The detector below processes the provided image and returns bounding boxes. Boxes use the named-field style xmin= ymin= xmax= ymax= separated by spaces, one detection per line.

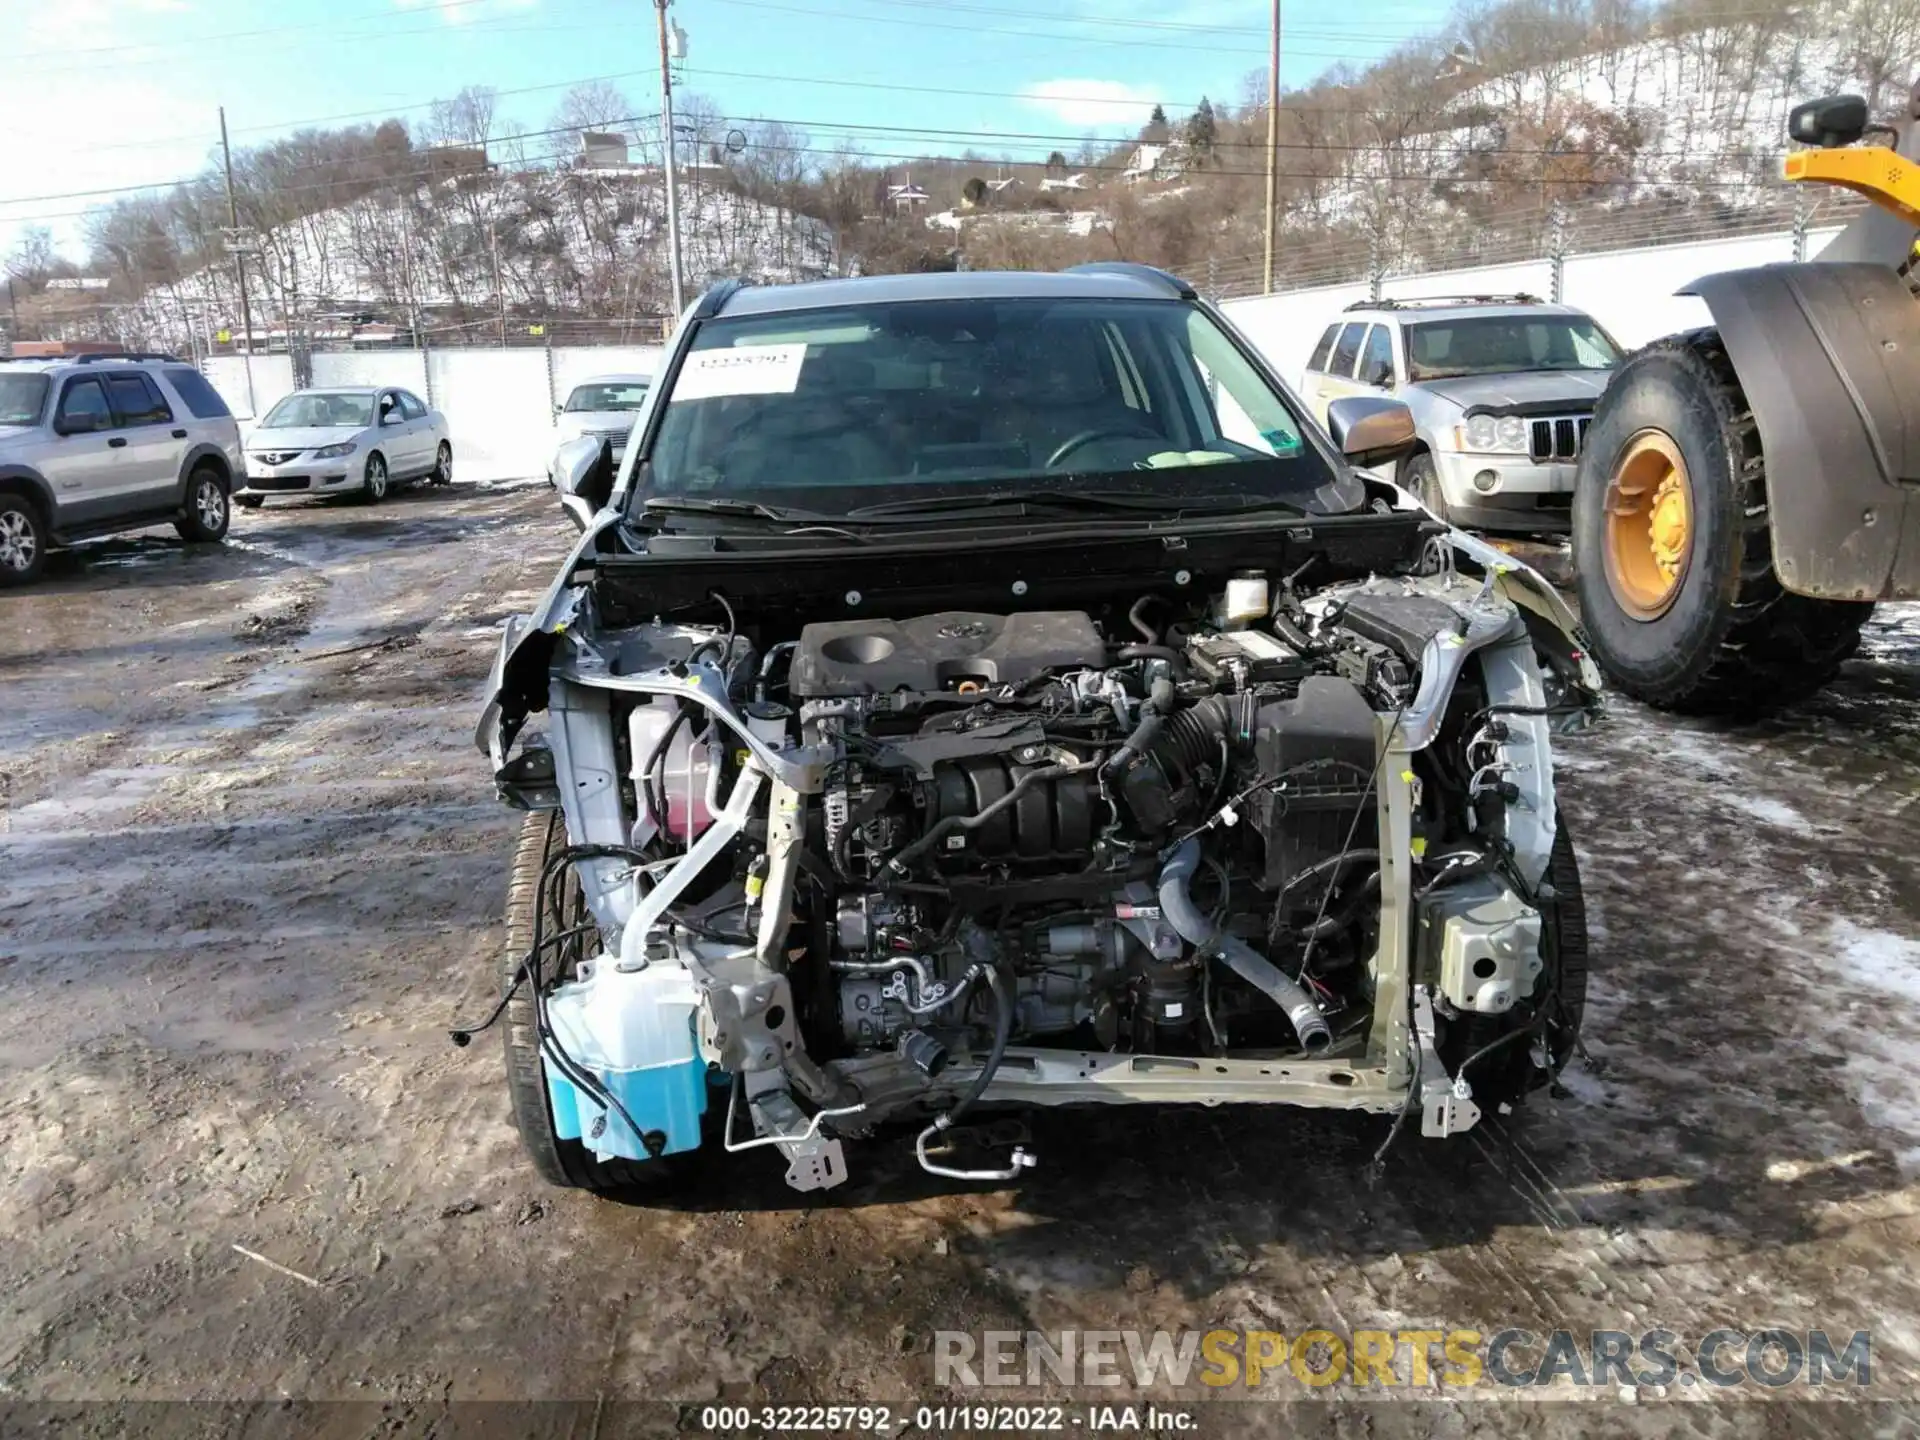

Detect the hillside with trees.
xmin=7 ymin=0 xmax=1920 ymax=353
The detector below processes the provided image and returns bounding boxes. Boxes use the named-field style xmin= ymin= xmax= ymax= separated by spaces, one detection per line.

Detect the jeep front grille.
xmin=1528 ymin=416 xmax=1590 ymax=462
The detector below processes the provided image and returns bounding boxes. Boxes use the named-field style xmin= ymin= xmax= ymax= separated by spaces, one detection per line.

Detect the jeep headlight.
xmin=311 ymin=441 xmax=357 ymax=459
xmin=1456 ymin=414 xmax=1529 ymax=454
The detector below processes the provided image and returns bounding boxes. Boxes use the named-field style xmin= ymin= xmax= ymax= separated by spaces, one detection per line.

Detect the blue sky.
xmin=2 ymin=0 xmax=1454 ymax=263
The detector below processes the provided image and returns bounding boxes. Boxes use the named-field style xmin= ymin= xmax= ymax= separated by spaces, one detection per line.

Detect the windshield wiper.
xmin=640 ymin=495 xmax=832 ymax=523
xmin=845 ymin=490 xmax=1280 ymax=520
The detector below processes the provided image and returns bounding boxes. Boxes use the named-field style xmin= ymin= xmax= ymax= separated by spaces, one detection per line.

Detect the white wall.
xmin=1220 ymin=281 xmax=1370 ymax=391
xmin=204 ymin=354 xmax=295 ymax=423
xmin=425 ymin=349 xmax=554 ymax=483
xmin=310 ymin=350 xmax=429 ymax=393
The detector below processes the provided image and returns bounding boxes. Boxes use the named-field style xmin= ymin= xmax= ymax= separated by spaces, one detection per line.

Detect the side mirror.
xmin=1326 ymin=395 xmax=1417 ymax=468
xmin=559 ymin=494 xmax=594 ymax=533
xmin=1788 ymin=94 xmax=1868 ymax=148
xmin=1364 ymin=361 xmax=1393 ymax=388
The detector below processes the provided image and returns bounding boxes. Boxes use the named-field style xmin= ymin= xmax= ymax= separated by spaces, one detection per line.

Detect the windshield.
xmin=0 ymin=373 xmax=49 ymax=427
xmin=261 ymin=391 xmax=374 ymax=428
xmin=566 ymin=381 xmax=650 ymax=412
xmin=635 ymin=296 xmax=1359 ymax=518
xmin=1404 ymin=315 xmax=1621 ymax=381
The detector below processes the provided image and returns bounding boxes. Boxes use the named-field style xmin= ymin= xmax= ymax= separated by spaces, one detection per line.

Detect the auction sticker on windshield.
xmin=672 ymin=343 xmax=808 ymax=400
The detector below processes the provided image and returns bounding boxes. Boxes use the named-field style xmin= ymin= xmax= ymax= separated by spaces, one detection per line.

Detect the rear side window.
xmin=162 ymin=368 xmax=234 ymax=420
xmin=106 ymin=373 xmax=172 ymax=425
xmin=1327 ymin=322 xmax=1367 ymax=379
xmin=1305 ymin=323 xmax=1340 ymax=373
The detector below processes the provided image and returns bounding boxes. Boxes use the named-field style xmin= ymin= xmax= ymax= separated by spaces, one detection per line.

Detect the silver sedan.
xmin=237 ymin=386 xmax=452 ymax=506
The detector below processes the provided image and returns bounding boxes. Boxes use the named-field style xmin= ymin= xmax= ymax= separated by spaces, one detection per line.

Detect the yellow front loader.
xmin=1570 ymin=91 xmax=1920 ymax=714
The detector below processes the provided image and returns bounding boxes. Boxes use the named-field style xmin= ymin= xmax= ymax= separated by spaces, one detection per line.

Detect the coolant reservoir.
xmin=1220 ymin=571 xmax=1270 ymax=627
xmin=628 ymin=699 xmax=720 ymax=843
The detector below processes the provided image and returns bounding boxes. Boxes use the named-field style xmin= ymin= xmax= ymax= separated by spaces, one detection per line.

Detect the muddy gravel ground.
xmin=2 ymin=485 xmax=1918 ymax=1439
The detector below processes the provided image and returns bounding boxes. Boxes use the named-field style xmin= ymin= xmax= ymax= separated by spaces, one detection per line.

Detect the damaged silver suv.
xmin=470 ymin=265 xmax=1603 ymax=1197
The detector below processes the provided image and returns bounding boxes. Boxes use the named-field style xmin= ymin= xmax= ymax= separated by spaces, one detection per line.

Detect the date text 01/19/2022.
xmin=696 ymin=1404 xmax=1198 ymax=1432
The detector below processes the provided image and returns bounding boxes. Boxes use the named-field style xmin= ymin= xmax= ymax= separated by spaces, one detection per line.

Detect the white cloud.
xmin=1020 ymin=79 xmax=1163 ymax=129
xmin=393 ymin=0 xmax=538 ymax=24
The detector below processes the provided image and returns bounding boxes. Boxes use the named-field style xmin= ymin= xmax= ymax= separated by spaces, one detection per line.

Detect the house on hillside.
xmin=1122 ymin=143 xmax=1184 ymax=183
xmin=887 ymin=181 xmax=931 ymax=211
xmin=987 ymin=176 xmax=1020 ymax=197
xmin=577 ymin=131 xmax=631 ymax=169
xmin=1039 ymin=172 xmax=1089 ymax=193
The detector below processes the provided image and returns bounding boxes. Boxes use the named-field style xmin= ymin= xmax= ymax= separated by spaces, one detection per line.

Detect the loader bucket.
xmin=1681 ymin=261 xmax=1920 ymax=601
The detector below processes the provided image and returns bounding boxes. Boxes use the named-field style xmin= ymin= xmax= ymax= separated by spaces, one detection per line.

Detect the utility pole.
xmin=1262 ymin=0 xmax=1281 ymax=294
xmin=219 ymin=106 xmax=258 ymax=417
xmin=656 ymin=0 xmax=686 ymax=318
xmin=489 ymin=221 xmax=508 ymax=346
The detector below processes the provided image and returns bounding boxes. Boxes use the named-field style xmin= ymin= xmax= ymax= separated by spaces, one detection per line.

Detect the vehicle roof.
xmin=281 ymin=386 xmax=388 ymax=395
xmin=712 ymin=266 xmax=1191 ymax=318
xmin=569 ymin=372 xmax=653 ymax=385
xmin=1353 ymin=302 xmax=1591 ymax=323
xmin=0 ymin=355 xmax=182 ymax=372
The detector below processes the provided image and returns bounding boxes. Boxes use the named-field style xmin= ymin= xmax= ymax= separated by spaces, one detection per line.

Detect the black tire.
xmin=360 ymin=452 xmax=389 ymax=504
xmin=1441 ymin=821 xmax=1589 ymax=1105
xmin=173 ymin=464 xmax=230 ymax=543
xmin=1400 ymin=450 xmax=1450 ymax=523
xmin=1572 ymin=332 xmax=1874 ymax=715
xmin=502 ymin=811 xmax=698 ymax=1195
xmin=0 ymin=488 xmax=49 ymax=586
xmin=432 ymin=441 xmax=453 ymax=487
xmin=235 ymin=494 xmax=264 ymax=510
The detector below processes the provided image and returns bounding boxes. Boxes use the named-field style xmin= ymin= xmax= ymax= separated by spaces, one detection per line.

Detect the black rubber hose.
xmin=1116 ymin=644 xmax=1188 ymax=679
xmin=1155 ymin=692 xmax=1238 ymax=778
xmin=1127 ymin=594 xmax=1160 ymax=645
xmin=944 ymin=963 xmax=1013 ymax=1127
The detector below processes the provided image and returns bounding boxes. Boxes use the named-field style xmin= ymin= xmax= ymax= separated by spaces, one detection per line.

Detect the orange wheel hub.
xmin=1604 ymin=430 xmax=1694 ymax=620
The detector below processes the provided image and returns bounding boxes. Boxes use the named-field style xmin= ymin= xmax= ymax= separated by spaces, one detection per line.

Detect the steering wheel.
xmin=1046 ymin=424 xmax=1163 ymax=470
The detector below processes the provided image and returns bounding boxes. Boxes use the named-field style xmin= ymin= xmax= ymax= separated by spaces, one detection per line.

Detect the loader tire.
xmin=501 ymin=811 xmax=698 ymax=1195
xmin=1571 ymin=330 xmax=1874 ymax=716
xmin=1442 ymin=820 xmax=1589 ymax=1105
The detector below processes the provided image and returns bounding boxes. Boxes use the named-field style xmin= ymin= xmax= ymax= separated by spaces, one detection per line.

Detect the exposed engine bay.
xmin=476 ymin=527 xmax=1601 ymax=1193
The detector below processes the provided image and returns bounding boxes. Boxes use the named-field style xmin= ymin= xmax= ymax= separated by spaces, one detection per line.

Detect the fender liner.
xmin=1683 ymin=261 xmax=1920 ymax=600
xmin=0 ymin=463 xmax=57 ymax=517
xmin=175 ymin=442 xmax=233 ymax=505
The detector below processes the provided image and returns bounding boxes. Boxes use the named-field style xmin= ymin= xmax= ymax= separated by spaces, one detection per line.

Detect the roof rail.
xmin=1064 ymin=261 xmax=1196 ymax=300
xmin=692 ymin=279 xmax=748 ymax=320
xmin=1344 ymin=293 xmax=1545 ymax=312
xmin=72 ymin=351 xmax=187 ymax=364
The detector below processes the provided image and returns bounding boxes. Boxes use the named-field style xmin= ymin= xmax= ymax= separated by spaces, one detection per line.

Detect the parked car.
xmin=471 ymin=264 xmax=1602 ymax=1200
xmin=547 ymin=373 xmax=651 ymax=491
xmin=236 ymin=386 xmax=450 ymax=507
xmin=0 ymin=353 xmax=243 ymax=585
xmin=1298 ymin=296 xmax=1623 ymax=534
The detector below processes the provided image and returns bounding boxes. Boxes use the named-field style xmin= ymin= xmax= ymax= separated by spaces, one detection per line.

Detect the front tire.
xmin=1572 ymin=332 xmax=1873 ymax=715
xmin=174 ymin=465 xmax=230 ymax=543
xmin=1400 ymin=451 xmax=1451 ymax=523
xmin=360 ymin=453 xmax=389 ymax=504
xmin=0 ymin=490 xmax=49 ymax=586
xmin=502 ymin=812 xmax=697 ymax=1195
